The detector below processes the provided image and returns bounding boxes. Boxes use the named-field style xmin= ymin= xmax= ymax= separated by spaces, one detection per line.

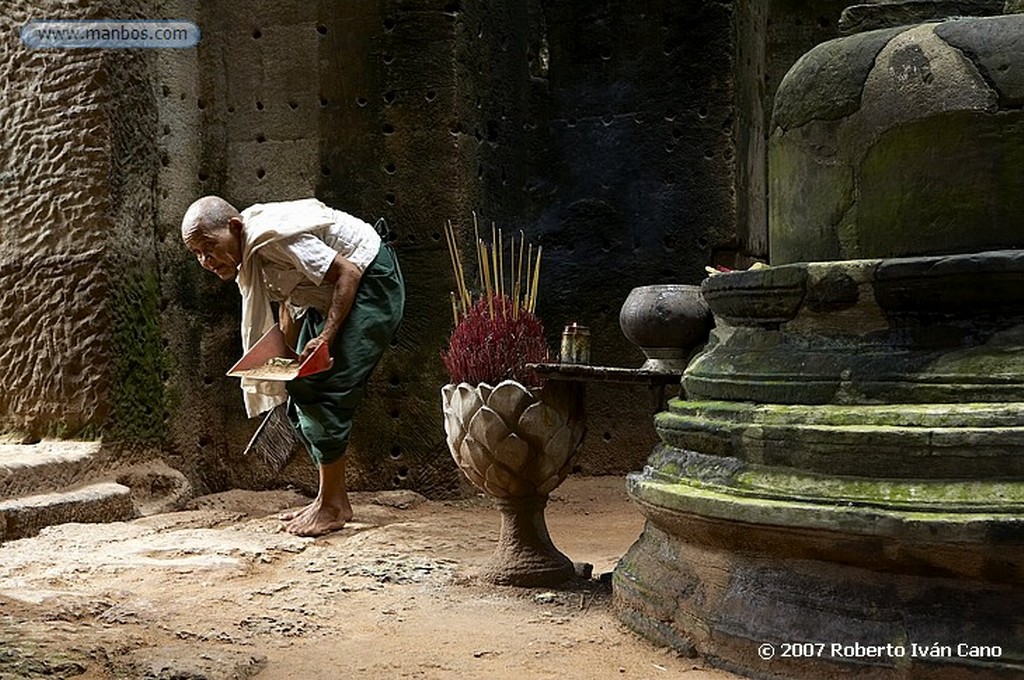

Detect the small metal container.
xmin=560 ymin=323 xmax=591 ymax=364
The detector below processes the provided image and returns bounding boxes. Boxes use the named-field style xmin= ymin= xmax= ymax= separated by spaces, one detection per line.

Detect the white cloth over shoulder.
xmin=234 ymin=198 xmax=381 ymax=417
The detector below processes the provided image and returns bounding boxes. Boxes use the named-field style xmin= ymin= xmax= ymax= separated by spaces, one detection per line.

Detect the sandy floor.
xmin=0 ymin=476 xmax=737 ymax=679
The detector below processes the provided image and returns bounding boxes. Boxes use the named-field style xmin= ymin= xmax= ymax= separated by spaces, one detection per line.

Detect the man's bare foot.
xmin=282 ymin=497 xmax=353 ymax=536
xmin=278 ymin=501 xmax=315 ymax=522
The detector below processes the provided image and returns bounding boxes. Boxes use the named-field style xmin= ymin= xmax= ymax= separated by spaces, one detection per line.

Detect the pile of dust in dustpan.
xmin=233 ymin=357 xmax=300 ymax=380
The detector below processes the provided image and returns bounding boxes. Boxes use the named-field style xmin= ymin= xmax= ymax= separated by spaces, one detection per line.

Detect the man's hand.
xmin=298 ymin=333 xmax=331 ymax=364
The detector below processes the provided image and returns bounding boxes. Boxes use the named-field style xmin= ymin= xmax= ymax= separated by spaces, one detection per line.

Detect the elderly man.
xmin=181 ymin=196 xmax=405 ymax=536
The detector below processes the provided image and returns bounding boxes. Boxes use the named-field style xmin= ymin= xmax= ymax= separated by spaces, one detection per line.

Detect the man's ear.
xmin=228 ymin=215 xmax=244 ymax=237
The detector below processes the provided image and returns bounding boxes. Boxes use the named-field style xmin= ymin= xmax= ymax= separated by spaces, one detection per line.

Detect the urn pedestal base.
xmin=479 ymin=495 xmax=574 ymax=587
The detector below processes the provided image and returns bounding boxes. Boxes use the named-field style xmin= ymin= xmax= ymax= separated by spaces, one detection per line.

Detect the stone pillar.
xmin=0 ymin=1 xmax=162 ymax=445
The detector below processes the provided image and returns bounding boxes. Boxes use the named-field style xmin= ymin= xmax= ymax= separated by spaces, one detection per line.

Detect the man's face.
xmin=184 ymin=223 xmax=241 ymax=281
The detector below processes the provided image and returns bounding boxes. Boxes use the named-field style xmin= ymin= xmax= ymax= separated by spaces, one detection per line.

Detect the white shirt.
xmin=252 ymin=207 xmax=381 ymax=317
xmin=234 ymin=198 xmax=381 ymax=416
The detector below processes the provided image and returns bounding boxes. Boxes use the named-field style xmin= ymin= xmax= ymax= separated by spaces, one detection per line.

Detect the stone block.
xmin=0 ymin=482 xmax=136 ymax=541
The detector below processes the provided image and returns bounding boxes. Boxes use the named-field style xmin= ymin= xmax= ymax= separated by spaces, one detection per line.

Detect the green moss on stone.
xmin=105 ymin=266 xmax=168 ymax=445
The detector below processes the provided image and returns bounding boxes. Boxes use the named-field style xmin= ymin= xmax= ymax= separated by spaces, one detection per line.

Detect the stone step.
xmin=0 ymin=441 xmax=107 ymax=500
xmin=0 ymin=482 xmax=136 ymax=541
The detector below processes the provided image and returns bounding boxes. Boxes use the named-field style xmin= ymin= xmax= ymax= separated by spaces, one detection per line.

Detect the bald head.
xmin=181 ymin=195 xmax=241 ymax=243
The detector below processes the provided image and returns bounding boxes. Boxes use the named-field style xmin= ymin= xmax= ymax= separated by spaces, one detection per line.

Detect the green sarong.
xmin=285 ymin=243 xmax=404 ymax=465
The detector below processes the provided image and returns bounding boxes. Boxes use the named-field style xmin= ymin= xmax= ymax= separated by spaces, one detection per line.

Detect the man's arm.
xmin=297 ymin=253 xmax=362 ymax=363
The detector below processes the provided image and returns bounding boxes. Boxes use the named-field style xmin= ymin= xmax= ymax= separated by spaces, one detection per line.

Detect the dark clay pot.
xmin=619 ymin=284 xmax=713 ymax=372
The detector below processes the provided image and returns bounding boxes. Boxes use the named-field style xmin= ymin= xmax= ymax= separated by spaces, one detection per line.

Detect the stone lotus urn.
xmin=618 ymin=284 xmax=713 ymax=372
xmin=441 ymin=379 xmax=585 ymax=586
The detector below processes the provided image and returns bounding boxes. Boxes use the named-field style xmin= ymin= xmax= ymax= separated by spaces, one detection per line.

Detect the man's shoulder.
xmin=241 ymin=197 xmax=327 ymax=219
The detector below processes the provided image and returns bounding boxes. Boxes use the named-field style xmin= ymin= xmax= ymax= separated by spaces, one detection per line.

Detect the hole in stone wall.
xmin=316 ymin=24 xmax=327 ymax=35
xmin=256 ymin=133 xmax=266 ymax=143
xmin=396 ymin=466 xmax=409 ymax=480
xmin=197 ymin=99 xmax=206 ymax=110
xmin=384 ymin=162 xmax=396 ymax=174
xmin=697 ymin=237 xmax=709 ymax=249
xmin=227 ymin=105 xmax=235 ymax=113
xmin=698 ymin=107 xmax=708 ymax=118
xmin=163 ymin=124 xmax=171 ymax=135
xmin=602 ymin=431 xmax=613 ymax=442
xmin=252 ymin=28 xmax=261 ymax=39
xmin=665 ymin=143 xmax=675 ymax=153
xmin=571 ymin=464 xmax=583 ymax=474
xmin=444 ymin=1 xmax=461 ymax=15
xmin=431 ymin=231 xmax=441 ymax=242
xmin=567 ymin=117 xmax=576 ymax=127
xmin=601 ymin=48 xmax=612 ymax=61
xmin=256 ymin=167 xmax=266 ymax=179
xmin=664 ymin=108 xmax=676 ymax=121
xmin=256 ymin=100 xmax=264 ymax=110
xmin=383 ymin=17 xmax=396 ymax=32
xmin=703 ymin=148 xmax=715 ymax=160
xmin=672 ymin=127 xmax=683 ymax=139
xmin=477 ymin=166 xmax=484 ymax=179
xmin=180 ymin=92 xmax=186 ymax=101
xmin=199 ymin=435 xmax=213 ymax=447
xmin=385 ymin=192 xmax=396 ymax=205
xmin=288 ymin=100 xmax=298 ymax=110
xmin=382 ymin=123 xmax=395 ymax=135
xmin=356 ymin=96 xmax=368 ymax=107
xmin=161 ymin=155 xmax=170 ymax=167
xmin=382 ymin=53 xmax=394 ymax=65
xmin=161 ymin=85 xmax=171 ymax=97
xmin=388 ymin=375 xmax=401 ymax=387
xmin=425 ymin=90 xmax=436 ymax=102
xmin=198 ymin=171 xmax=209 ymax=181
xmin=383 ymin=91 xmax=396 ymax=105
xmin=202 ymin=376 xmax=213 ymax=386
xmin=321 ymin=165 xmax=331 ymax=176
xmin=388 ymin=408 xmax=400 ymax=419
xmin=390 ymin=445 xmax=402 ymax=459
xmin=319 ymin=96 xmax=329 ymax=107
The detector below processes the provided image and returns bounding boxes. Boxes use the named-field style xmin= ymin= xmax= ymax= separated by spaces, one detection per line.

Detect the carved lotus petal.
xmin=517 ymin=401 xmax=567 ymax=451
xmin=477 ymin=381 xmax=494 ymax=403
xmin=531 ymin=423 xmax=572 ymax=485
xmin=486 ymin=380 xmax=535 ymax=425
xmin=484 ymin=459 xmax=515 ymax=498
xmin=459 ymin=437 xmax=492 ymax=481
xmin=443 ymin=411 xmax=465 ymax=453
xmin=453 ymin=383 xmax=484 ymax=422
xmin=492 ymin=431 xmax=531 ymax=474
xmin=468 ymin=405 xmax=511 ymax=452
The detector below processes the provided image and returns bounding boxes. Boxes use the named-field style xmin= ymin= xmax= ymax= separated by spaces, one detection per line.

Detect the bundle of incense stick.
xmin=443 ymin=214 xmax=543 ymax=326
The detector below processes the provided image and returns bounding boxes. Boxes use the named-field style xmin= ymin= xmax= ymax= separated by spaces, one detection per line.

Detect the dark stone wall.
xmin=146 ymin=0 xmax=856 ymax=496
xmin=449 ymin=1 xmax=742 ymax=476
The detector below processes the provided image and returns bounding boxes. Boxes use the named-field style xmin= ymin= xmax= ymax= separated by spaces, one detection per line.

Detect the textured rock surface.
xmin=839 ymin=0 xmax=1005 ymax=35
xmin=770 ymin=16 xmax=1024 ymax=264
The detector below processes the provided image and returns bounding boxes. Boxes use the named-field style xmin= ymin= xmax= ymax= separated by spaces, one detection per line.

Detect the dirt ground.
xmin=0 ymin=476 xmax=737 ymax=680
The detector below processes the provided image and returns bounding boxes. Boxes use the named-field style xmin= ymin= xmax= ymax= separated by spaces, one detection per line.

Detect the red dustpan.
xmin=226 ymin=326 xmax=333 ymax=381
